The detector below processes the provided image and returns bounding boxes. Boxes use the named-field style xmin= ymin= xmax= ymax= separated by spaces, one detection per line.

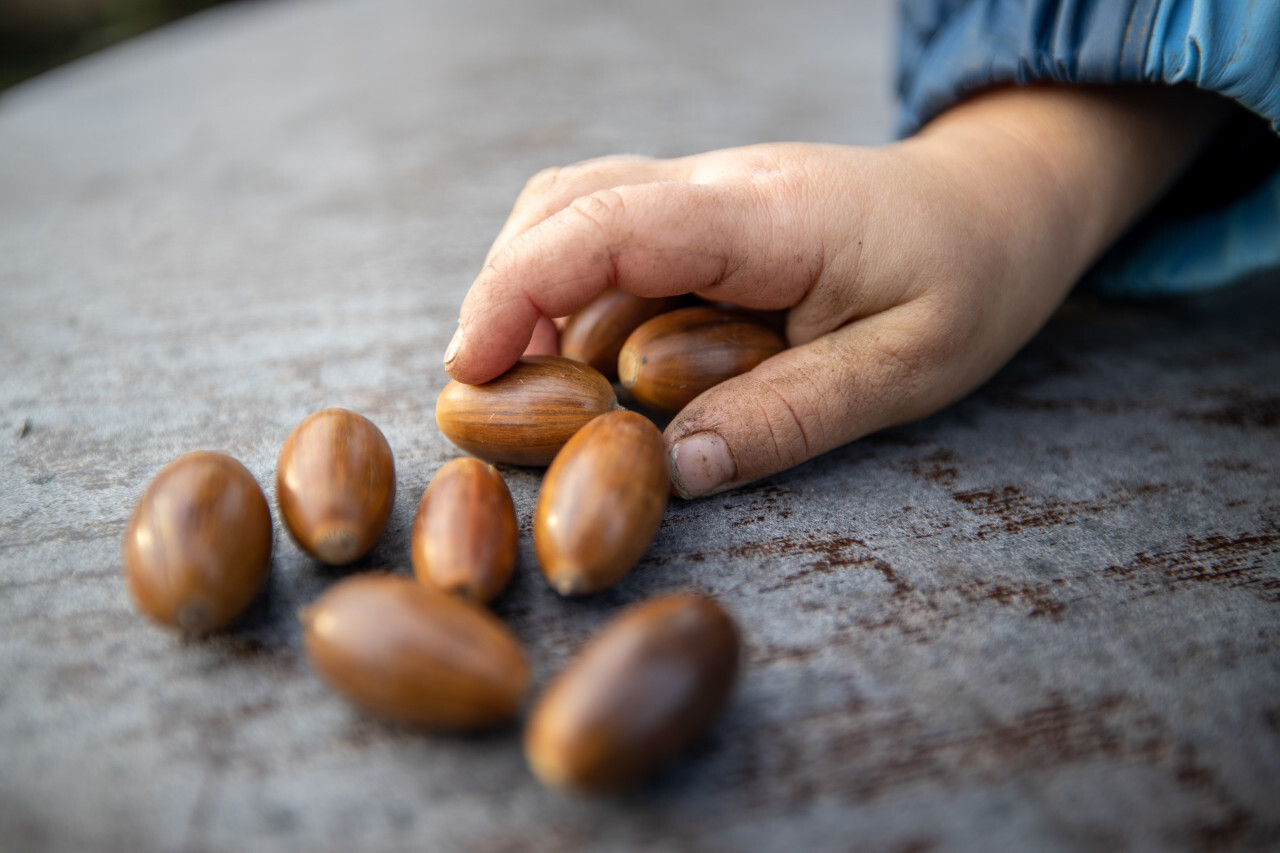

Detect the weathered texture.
xmin=1 ymin=0 xmax=1277 ymax=851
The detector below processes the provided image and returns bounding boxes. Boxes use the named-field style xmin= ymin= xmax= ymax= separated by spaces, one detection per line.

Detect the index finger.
xmin=445 ymin=180 xmax=815 ymax=384
xmin=483 ymin=156 xmax=682 ymax=267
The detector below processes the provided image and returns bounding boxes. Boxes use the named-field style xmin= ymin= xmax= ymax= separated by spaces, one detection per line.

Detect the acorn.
xmin=300 ymin=573 xmax=530 ymax=730
xmin=122 ymin=451 xmax=273 ymax=635
xmin=560 ymin=291 xmax=688 ymax=380
xmin=411 ymin=457 xmax=517 ymax=604
xmin=435 ymin=356 xmax=620 ymax=467
xmin=276 ymin=408 xmax=396 ymax=565
xmin=534 ymin=410 xmax=668 ymax=596
xmin=524 ymin=594 xmax=741 ymax=792
xmin=618 ymin=306 xmax=786 ymax=414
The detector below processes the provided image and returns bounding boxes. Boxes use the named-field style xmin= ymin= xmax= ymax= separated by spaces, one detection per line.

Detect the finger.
xmin=664 ymin=298 xmax=984 ymax=498
xmin=521 ymin=315 xmax=560 ymax=357
xmin=446 ymin=179 xmax=819 ymax=384
xmin=484 ymin=156 xmax=686 ymax=265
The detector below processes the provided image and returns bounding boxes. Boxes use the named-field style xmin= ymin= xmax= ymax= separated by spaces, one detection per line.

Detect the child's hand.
xmin=445 ymin=85 xmax=1226 ymax=497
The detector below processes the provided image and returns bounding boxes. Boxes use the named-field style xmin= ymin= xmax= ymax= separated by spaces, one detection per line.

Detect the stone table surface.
xmin=1 ymin=0 xmax=1278 ymax=850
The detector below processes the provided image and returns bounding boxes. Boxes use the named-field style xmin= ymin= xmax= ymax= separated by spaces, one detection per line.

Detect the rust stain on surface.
xmin=717 ymin=530 xmax=1074 ymax=628
xmin=1105 ymin=531 xmax=1280 ymax=602
xmin=951 ymin=484 xmax=1162 ymax=539
xmin=730 ymin=687 xmax=1273 ymax=840
xmin=737 ymin=534 xmax=911 ymax=596
xmin=906 ymin=448 xmax=959 ymax=487
xmin=960 ymin=578 xmax=1068 ymax=620
xmin=1179 ymin=390 xmax=1280 ymax=429
xmin=750 ymin=642 xmax=820 ymax=667
xmin=735 ymin=693 xmax=1168 ymax=808
xmin=721 ymin=481 xmax=796 ymax=526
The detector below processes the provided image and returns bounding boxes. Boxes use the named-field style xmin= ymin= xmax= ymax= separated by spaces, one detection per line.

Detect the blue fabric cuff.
xmin=895 ymin=0 xmax=1280 ymax=296
xmin=897 ymin=0 xmax=1280 ymax=136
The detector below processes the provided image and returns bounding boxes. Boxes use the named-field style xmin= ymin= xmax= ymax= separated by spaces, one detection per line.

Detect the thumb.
xmin=664 ymin=304 xmax=961 ymax=498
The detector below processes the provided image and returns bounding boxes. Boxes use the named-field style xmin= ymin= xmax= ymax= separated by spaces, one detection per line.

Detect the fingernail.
xmin=443 ymin=329 xmax=461 ymax=366
xmin=671 ymin=431 xmax=736 ymax=499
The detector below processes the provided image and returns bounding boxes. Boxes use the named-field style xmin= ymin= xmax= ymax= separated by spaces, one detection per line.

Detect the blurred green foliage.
xmin=0 ymin=0 xmax=233 ymax=90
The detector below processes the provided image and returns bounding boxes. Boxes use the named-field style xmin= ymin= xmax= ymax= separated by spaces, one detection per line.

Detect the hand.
xmin=445 ymin=85 xmax=1227 ymax=497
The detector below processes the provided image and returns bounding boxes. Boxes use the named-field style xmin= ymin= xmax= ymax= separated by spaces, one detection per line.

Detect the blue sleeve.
xmin=896 ymin=0 xmax=1280 ymax=296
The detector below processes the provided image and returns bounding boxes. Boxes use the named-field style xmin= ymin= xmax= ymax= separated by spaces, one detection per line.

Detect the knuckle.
xmin=734 ymin=148 xmax=807 ymax=201
xmin=521 ymin=166 xmax=565 ymax=200
xmin=750 ymin=374 xmax=817 ymax=468
xmin=859 ymin=314 xmax=966 ymax=417
xmin=522 ymin=155 xmax=653 ymax=201
xmin=480 ymin=240 xmax=526 ymax=284
xmin=576 ymin=153 xmax=651 ymax=172
xmin=566 ymin=187 xmax=627 ymax=231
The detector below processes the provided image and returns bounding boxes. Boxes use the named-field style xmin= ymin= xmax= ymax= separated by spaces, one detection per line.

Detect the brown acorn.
xmin=300 ymin=573 xmax=530 ymax=730
xmin=122 ymin=451 xmax=273 ymax=635
xmin=276 ymin=408 xmax=396 ymax=565
xmin=524 ymin=594 xmax=741 ymax=792
xmin=618 ymin=306 xmax=786 ymax=414
xmin=560 ymin=291 xmax=689 ymax=380
xmin=435 ymin=356 xmax=620 ymax=467
xmin=534 ymin=410 xmax=668 ymax=596
xmin=411 ymin=457 xmax=517 ymax=604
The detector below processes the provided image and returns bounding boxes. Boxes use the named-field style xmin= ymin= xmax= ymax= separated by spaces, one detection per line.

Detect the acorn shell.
xmin=534 ymin=410 xmax=668 ymax=596
xmin=276 ymin=408 xmax=396 ymax=565
xmin=618 ymin=306 xmax=786 ymax=414
xmin=524 ymin=594 xmax=741 ymax=792
xmin=435 ymin=356 xmax=620 ymax=467
xmin=412 ymin=457 xmax=517 ymax=604
xmin=122 ymin=451 xmax=273 ymax=635
xmin=301 ymin=573 xmax=530 ymax=730
xmin=560 ymin=292 xmax=689 ymax=381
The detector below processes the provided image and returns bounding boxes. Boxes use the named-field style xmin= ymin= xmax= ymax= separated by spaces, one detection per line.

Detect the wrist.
xmin=908 ymin=85 xmax=1231 ymax=287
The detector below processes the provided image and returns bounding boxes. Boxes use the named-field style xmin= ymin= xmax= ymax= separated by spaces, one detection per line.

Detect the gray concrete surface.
xmin=1 ymin=0 xmax=1278 ymax=850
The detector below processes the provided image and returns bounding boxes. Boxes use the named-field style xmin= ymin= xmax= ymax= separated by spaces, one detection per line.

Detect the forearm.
xmin=921 ymin=82 xmax=1228 ymax=267
xmin=856 ymin=83 xmax=1234 ymax=388
xmin=911 ymin=84 xmax=1231 ymax=301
